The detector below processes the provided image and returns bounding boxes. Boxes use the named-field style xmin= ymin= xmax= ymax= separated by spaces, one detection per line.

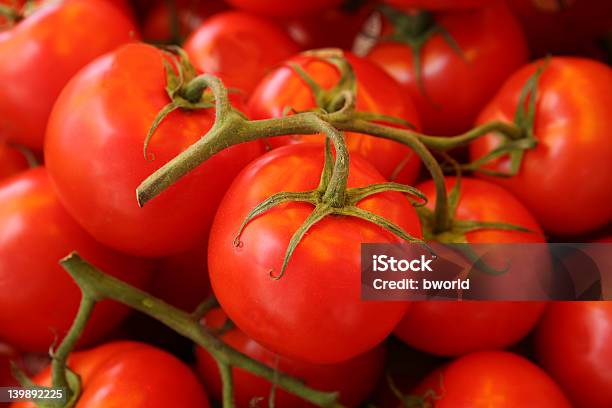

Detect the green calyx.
xmin=233 ymin=139 xmax=427 ymax=280
xmin=387 ymin=373 xmax=438 ymax=408
xmin=379 ymin=5 xmax=464 ymax=104
xmin=0 ymin=3 xmax=22 ymax=25
xmin=460 ymin=61 xmax=549 ymax=176
xmin=143 ymin=47 xmax=219 ymax=160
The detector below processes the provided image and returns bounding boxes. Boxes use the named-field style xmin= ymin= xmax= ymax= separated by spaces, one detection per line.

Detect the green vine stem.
xmin=58 ymin=253 xmax=344 ymax=408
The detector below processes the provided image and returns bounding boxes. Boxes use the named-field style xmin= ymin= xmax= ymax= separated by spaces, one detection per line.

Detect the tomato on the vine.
xmin=393 ymin=177 xmax=546 ymax=355
xmin=470 ymin=57 xmax=612 ymax=236
xmin=536 ymin=302 xmax=612 ymax=408
xmin=0 ymin=168 xmax=152 ymax=352
xmin=184 ymin=11 xmax=299 ymax=95
xmin=45 ymin=43 xmax=263 ymax=257
xmin=0 ymin=140 xmax=28 ymax=180
xmin=249 ymin=53 xmax=422 ymax=184
xmin=12 ymin=341 xmax=210 ymax=408
xmin=367 ymin=1 xmax=527 ymax=135
xmin=0 ymin=0 xmax=137 ymax=149
xmin=209 ymin=143 xmax=420 ymax=364
xmin=410 ymin=351 xmax=572 ymax=407
xmin=225 ymin=0 xmax=343 ymax=18
xmin=196 ymin=309 xmax=385 ymax=407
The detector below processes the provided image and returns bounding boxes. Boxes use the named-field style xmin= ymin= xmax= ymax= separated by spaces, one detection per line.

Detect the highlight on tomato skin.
xmin=10 ymin=341 xmax=211 ymax=408
xmin=0 ymin=167 xmax=154 ymax=353
xmin=196 ymin=309 xmax=386 ymax=408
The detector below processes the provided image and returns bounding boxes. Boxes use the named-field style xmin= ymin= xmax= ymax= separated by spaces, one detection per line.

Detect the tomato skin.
xmin=11 ymin=341 xmax=210 ymax=408
xmin=383 ymin=0 xmax=488 ymax=10
xmin=536 ymin=302 xmax=612 ymax=408
xmin=0 ymin=168 xmax=152 ymax=352
xmin=196 ymin=309 xmax=385 ymax=408
xmin=0 ymin=0 xmax=138 ymax=149
xmin=470 ymin=57 xmax=612 ymax=236
xmin=209 ymin=143 xmax=420 ymax=364
xmin=142 ymin=0 xmax=227 ymax=44
xmin=367 ymin=2 xmax=528 ymax=135
xmin=0 ymin=140 xmax=28 ymax=181
xmin=226 ymin=0 xmax=343 ymax=18
xmin=45 ymin=43 xmax=263 ymax=257
xmin=394 ymin=178 xmax=546 ymax=356
xmin=249 ymin=53 xmax=422 ymax=185
xmin=184 ymin=11 xmax=299 ymax=95
xmin=411 ymin=351 xmax=572 ymax=407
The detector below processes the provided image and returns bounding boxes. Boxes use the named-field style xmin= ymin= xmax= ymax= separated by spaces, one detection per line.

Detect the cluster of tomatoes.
xmin=0 ymin=0 xmax=611 ymax=407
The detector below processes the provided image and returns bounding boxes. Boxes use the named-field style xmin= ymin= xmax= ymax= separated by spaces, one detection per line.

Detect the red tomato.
xmin=0 ymin=168 xmax=152 ymax=352
xmin=196 ymin=309 xmax=385 ymax=407
xmin=150 ymin=244 xmax=211 ymax=312
xmin=209 ymin=143 xmax=420 ymax=364
xmin=410 ymin=351 xmax=571 ymax=407
xmin=536 ymin=302 xmax=612 ymax=408
xmin=45 ymin=43 xmax=263 ymax=257
xmin=141 ymin=0 xmax=227 ymax=44
xmin=470 ymin=57 xmax=612 ymax=236
xmin=507 ymin=0 xmax=612 ymax=57
xmin=0 ymin=140 xmax=28 ymax=180
xmin=249 ymin=53 xmax=422 ymax=184
xmin=383 ymin=0 xmax=488 ymax=10
xmin=0 ymin=0 xmax=137 ymax=149
xmin=184 ymin=11 xmax=299 ymax=95
xmin=11 ymin=341 xmax=210 ymax=408
xmin=367 ymin=1 xmax=527 ymax=135
xmin=226 ymin=0 xmax=343 ymax=18
xmin=394 ymin=177 xmax=546 ymax=355
xmin=280 ymin=2 xmax=374 ymax=50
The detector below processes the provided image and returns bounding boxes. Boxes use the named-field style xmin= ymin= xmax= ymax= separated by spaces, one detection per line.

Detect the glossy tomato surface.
xmin=368 ymin=1 xmax=527 ymax=135
xmin=0 ymin=168 xmax=152 ymax=352
xmin=249 ymin=53 xmax=422 ymax=184
xmin=470 ymin=57 xmax=612 ymax=236
xmin=0 ymin=0 xmax=137 ymax=149
xmin=184 ymin=11 xmax=299 ymax=95
xmin=226 ymin=0 xmax=343 ymax=18
xmin=536 ymin=302 xmax=612 ymax=408
xmin=196 ymin=309 xmax=385 ymax=407
xmin=45 ymin=43 xmax=263 ymax=257
xmin=0 ymin=140 xmax=28 ymax=181
xmin=209 ymin=143 xmax=420 ymax=364
xmin=410 ymin=351 xmax=572 ymax=407
xmin=394 ymin=177 xmax=546 ymax=355
xmin=11 ymin=341 xmax=210 ymax=408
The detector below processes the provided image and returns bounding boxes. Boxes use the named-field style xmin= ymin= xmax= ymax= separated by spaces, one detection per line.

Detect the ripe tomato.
xmin=280 ymin=2 xmax=374 ymax=51
xmin=507 ymin=0 xmax=612 ymax=57
xmin=142 ymin=0 xmax=227 ymax=44
xmin=0 ymin=168 xmax=152 ymax=352
xmin=184 ymin=11 xmax=299 ymax=95
xmin=249 ymin=53 xmax=422 ymax=184
xmin=383 ymin=0 xmax=489 ymax=10
xmin=150 ymin=244 xmax=211 ymax=312
xmin=226 ymin=0 xmax=343 ymax=18
xmin=11 ymin=341 xmax=210 ymax=408
xmin=470 ymin=57 xmax=612 ymax=236
xmin=0 ymin=140 xmax=28 ymax=180
xmin=196 ymin=309 xmax=385 ymax=407
xmin=410 ymin=351 xmax=571 ymax=407
xmin=536 ymin=302 xmax=612 ymax=408
xmin=394 ymin=177 xmax=546 ymax=356
xmin=367 ymin=1 xmax=527 ymax=135
xmin=0 ymin=0 xmax=137 ymax=149
xmin=209 ymin=143 xmax=420 ymax=364
xmin=45 ymin=43 xmax=263 ymax=257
